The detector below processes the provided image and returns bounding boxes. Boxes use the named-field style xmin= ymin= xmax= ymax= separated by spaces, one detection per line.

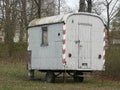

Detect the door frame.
xmin=77 ymin=23 xmax=92 ymax=69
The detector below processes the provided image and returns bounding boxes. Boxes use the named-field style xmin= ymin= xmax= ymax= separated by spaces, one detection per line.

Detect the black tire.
xmin=74 ymin=72 xmax=84 ymax=82
xmin=28 ymin=70 xmax=34 ymax=80
xmin=46 ymin=71 xmax=55 ymax=83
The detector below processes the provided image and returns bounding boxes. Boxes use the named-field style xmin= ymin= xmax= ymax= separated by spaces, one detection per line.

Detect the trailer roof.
xmin=28 ymin=12 xmax=104 ymax=27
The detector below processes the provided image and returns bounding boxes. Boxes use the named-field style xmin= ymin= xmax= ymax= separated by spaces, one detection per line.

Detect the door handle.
xmin=75 ymin=40 xmax=80 ymax=44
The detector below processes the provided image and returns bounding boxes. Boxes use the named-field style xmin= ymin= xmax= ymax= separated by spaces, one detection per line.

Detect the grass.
xmin=0 ymin=43 xmax=120 ymax=90
xmin=0 ymin=60 xmax=120 ymax=90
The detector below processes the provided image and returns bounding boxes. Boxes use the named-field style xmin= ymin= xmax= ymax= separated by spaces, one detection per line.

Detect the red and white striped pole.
xmin=62 ymin=23 xmax=67 ymax=65
xmin=103 ymin=28 xmax=107 ymax=60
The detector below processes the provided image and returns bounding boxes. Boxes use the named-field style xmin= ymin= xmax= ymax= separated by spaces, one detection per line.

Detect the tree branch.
xmin=110 ymin=8 xmax=119 ymax=21
xmin=109 ymin=0 xmax=113 ymax=4
xmin=109 ymin=0 xmax=119 ymax=16
xmin=34 ymin=0 xmax=39 ymax=7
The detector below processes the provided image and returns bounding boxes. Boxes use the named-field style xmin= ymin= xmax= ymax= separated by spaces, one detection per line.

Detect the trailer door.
xmin=77 ymin=23 xmax=92 ymax=69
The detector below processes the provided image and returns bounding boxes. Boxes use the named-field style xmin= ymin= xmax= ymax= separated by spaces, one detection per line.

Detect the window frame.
xmin=41 ymin=26 xmax=48 ymax=46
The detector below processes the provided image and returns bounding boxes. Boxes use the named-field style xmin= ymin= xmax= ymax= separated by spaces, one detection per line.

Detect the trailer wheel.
xmin=46 ymin=71 xmax=55 ymax=83
xmin=74 ymin=72 xmax=84 ymax=82
xmin=28 ymin=70 xmax=34 ymax=80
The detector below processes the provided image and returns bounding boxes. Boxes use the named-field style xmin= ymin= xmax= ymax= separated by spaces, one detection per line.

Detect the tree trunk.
xmin=38 ymin=0 xmax=41 ymax=18
xmin=34 ymin=0 xmax=42 ymax=18
xmin=4 ymin=0 xmax=17 ymax=57
xmin=106 ymin=3 xmax=110 ymax=43
xmin=79 ymin=0 xmax=86 ymax=12
xmin=19 ymin=24 xmax=24 ymax=42
xmin=19 ymin=0 xmax=28 ymax=42
xmin=58 ymin=0 xmax=60 ymax=14
xmin=87 ymin=0 xmax=92 ymax=13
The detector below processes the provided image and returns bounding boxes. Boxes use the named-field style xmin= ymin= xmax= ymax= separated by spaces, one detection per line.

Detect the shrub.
xmin=0 ymin=43 xmax=9 ymax=58
xmin=105 ymin=45 xmax=120 ymax=80
xmin=0 ymin=42 xmax=27 ymax=60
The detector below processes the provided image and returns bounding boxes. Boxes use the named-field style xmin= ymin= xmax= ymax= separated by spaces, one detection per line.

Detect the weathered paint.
xmin=28 ymin=12 xmax=106 ymax=71
xmin=28 ymin=12 xmax=104 ymax=27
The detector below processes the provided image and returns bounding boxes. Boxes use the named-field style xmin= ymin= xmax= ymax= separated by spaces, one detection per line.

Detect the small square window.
xmin=41 ymin=27 xmax=48 ymax=46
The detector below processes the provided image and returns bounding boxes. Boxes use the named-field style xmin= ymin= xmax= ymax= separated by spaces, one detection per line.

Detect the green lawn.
xmin=0 ymin=61 xmax=120 ymax=90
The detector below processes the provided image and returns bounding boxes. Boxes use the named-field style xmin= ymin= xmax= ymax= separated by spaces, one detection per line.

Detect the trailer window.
xmin=41 ymin=27 xmax=48 ymax=46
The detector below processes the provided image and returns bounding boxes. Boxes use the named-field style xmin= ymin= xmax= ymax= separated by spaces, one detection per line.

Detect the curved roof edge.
xmin=28 ymin=12 xmax=105 ymax=27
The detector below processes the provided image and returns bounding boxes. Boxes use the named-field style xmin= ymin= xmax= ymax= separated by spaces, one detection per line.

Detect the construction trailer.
xmin=27 ymin=12 xmax=107 ymax=83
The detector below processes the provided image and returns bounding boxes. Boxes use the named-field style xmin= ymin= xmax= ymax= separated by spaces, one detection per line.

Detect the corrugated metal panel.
xmin=28 ymin=12 xmax=104 ymax=27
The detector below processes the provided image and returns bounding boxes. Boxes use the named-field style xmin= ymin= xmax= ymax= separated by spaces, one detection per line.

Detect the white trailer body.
xmin=28 ymin=13 xmax=106 ymax=82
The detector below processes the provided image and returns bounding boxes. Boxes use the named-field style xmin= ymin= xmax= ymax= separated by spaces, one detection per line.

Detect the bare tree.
xmin=3 ymin=0 xmax=18 ymax=56
xmin=0 ymin=0 xmax=68 ymax=56
xmin=0 ymin=0 xmax=5 ymax=32
xmin=34 ymin=0 xmax=42 ymax=18
xmin=79 ymin=0 xmax=86 ymax=12
xmin=94 ymin=0 xmax=119 ymax=29
xmin=18 ymin=0 xmax=28 ymax=42
xmin=33 ymin=0 xmax=56 ymax=18
xmin=78 ymin=0 xmax=92 ymax=12
xmin=112 ymin=8 xmax=120 ymax=31
xmin=41 ymin=0 xmax=56 ymax=17
xmin=92 ymin=1 xmax=105 ymax=15
xmin=56 ymin=0 xmax=73 ymax=14
xmin=91 ymin=0 xmax=119 ymax=43
xmin=102 ymin=0 xmax=119 ymax=42
xmin=87 ymin=0 xmax=92 ymax=12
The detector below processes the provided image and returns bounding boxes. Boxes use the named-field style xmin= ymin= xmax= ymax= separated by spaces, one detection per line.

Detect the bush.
xmin=105 ymin=45 xmax=120 ymax=80
xmin=0 ymin=43 xmax=9 ymax=58
xmin=0 ymin=42 xmax=27 ymax=60
xmin=12 ymin=42 xmax=27 ymax=57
